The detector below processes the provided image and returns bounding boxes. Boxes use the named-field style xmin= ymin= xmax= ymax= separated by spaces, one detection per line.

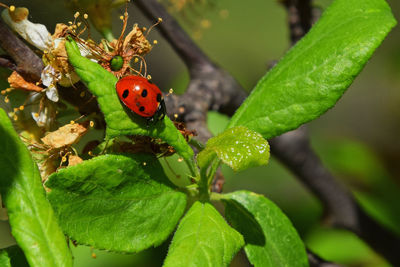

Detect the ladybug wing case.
xmin=116 ymin=75 xmax=165 ymax=120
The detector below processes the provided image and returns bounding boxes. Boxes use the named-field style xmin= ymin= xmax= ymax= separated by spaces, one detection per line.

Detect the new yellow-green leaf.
xmin=197 ymin=126 xmax=269 ymax=172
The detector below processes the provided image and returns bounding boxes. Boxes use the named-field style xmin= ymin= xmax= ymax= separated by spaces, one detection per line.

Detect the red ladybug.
xmin=116 ymin=75 xmax=166 ymax=123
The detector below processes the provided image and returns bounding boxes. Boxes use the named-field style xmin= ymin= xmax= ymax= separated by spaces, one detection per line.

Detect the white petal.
xmin=45 ymin=84 xmax=59 ymax=102
xmin=2 ymin=9 xmax=52 ymax=51
xmin=41 ymin=65 xmax=57 ymax=87
xmin=54 ymin=38 xmax=63 ymax=49
xmin=31 ymin=108 xmax=47 ymax=127
xmin=27 ymin=91 xmax=42 ymax=103
xmin=55 ymin=37 xmax=94 ymax=59
xmin=59 ymin=72 xmax=80 ymax=87
xmin=77 ymin=42 xmax=93 ymax=58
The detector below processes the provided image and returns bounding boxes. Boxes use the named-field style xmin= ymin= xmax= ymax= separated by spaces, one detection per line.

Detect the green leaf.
xmin=0 ymin=246 xmax=29 ymax=267
xmin=314 ymin=138 xmax=400 ymax=236
xmin=306 ymin=227 xmax=388 ymax=266
xmin=197 ymin=126 xmax=269 ymax=172
xmin=0 ymin=249 xmax=10 ymax=267
xmin=223 ymin=191 xmax=308 ymax=267
xmin=0 ymin=108 xmax=73 ymax=267
xmin=228 ymin=0 xmax=396 ymax=138
xmin=164 ymin=201 xmax=244 ymax=267
xmin=46 ymin=153 xmax=187 ymax=252
xmin=64 ymin=38 xmax=194 ymax=165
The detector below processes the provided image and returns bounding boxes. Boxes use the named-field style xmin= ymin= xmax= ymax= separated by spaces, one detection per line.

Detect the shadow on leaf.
xmin=0 ymin=118 xmax=21 ymax=199
xmin=224 ymin=199 xmax=265 ymax=246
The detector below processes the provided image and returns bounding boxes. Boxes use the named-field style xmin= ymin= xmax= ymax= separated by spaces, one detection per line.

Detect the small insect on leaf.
xmin=115 ymin=75 xmax=166 ymax=123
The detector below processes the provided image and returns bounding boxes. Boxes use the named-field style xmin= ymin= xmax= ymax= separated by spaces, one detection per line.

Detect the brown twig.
xmin=281 ymin=0 xmax=313 ymax=44
xmin=135 ymin=0 xmax=209 ymax=69
xmin=273 ymin=1 xmax=400 ymax=265
xmin=136 ymin=0 xmax=247 ymax=193
xmin=307 ymin=249 xmax=342 ymax=267
xmin=269 ymin=126 xmax=400 ymax=265
xmin=0 ymin=20 xmax=43 ymax=81
xmin=1 ymin=1 xmax=398 ymax=265
xmin=135 ymin=0 xmax=246 ymax=127
xmin=135 ymin=0 xmax=400 ymax=265
xmin=0 ymin=56 xmax=17 ymax=71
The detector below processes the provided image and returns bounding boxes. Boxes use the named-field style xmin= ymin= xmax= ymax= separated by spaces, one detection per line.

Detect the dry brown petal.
xmin=46 ymin=24 xmax=71 ymax=74
xmin=108 ymin=39 xmax=118 ymax=49
xmin=42 ymin=38 xmax=75 ymax=79
xmin=9 ymin=7 xmax=29 ymax=22
xmin=52 ymin=23 xmax=69 ymax=40
xmin=8 ymin=71 xmax=43 ymax=92
xmin=51 ymin=39 xmax=71 ymax=72
xmin=38 ymin=157 xmax=58 ymax=182
xmin=123 ymin=25 xmax=152 ymax=55
xmin=53 ymin=39 xmax=68 ymax=59
xmin=41 ymin=123 xmax=87 ymax=149
xmin=67 ymin=155 xmax=83 ymax=166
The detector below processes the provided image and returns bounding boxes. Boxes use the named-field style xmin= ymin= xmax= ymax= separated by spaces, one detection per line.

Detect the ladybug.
xmin=116 ymin=75 xmax=166 ymax=123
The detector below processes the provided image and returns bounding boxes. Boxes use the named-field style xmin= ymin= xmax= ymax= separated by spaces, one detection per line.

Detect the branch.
xmin=135 ymin=0 xmax=247 ymax=144
xmin=307 ymin=249 xmax=342 ymax=267
xmin=0 ymin=20 xmax=43 ymax=81
xmin=134 ymin=0 xmax=209 ymax=69
xmin=269 ymin=127 xmax=400 ymax=265
xmin=135 ymin=0 xmax=248 ymax=196
xmin=273 ymin=1 xmax=400 ymax=265
xmin=0 ymin=56 xmax=17 ymax=71
xmin=281 ymin=0 xmax=313 ymax=44
xmin=271 ymin=126 xmax=358 ymax=226
xmin=136 ymin=0 xmax=400 ymax=265
xmin=57 ymin=82 xmax=106 ymax=128
xmin=1 ymin=2 xmax=397 ymax=264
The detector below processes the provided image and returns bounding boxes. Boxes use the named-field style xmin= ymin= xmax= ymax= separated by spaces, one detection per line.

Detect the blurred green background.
xmin=1 ymin=0 xmax=400 ymax=266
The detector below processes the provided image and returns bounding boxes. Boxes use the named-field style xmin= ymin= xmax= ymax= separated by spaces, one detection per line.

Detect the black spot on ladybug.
xmin=147 ymin=79 xmax=153 ymax=84
xmin=141 ymin=89 xmax=148 ymax=97
xmin=122 ymin=89 xmax=129 ymax=99
xmin=139 ymin=106 xmax=145 ymax=112
xmin=156 ymin=93 xmax=162 ymax=102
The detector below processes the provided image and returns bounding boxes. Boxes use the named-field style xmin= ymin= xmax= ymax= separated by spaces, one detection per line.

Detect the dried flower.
xmin=1 ymin=7 xmax=52 ymax=51
xmin=7 ymin=71 xmax=43 ymax=92
xmin=41 ymin=123 xmax=87 ymax=149
xmin=67 ymin=155 xmax=83 ymax=167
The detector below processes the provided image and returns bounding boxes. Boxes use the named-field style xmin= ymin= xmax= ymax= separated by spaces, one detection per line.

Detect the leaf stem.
xmin=210 ymin=192 xmax=224 ymax=202
xmin=185 ymin=157 xmax=199 ymax=180
xmin=189 ymin=138 xmax=205 ymax=151
xmin=207 ymin=159 xmax=220 ymax=187
xmin=101 ymin=28 xmax=115 ymax=43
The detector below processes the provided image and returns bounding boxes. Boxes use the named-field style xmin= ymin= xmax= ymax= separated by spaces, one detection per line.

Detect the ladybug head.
xmin=147 ymin=98 xmax=166 ymax=123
